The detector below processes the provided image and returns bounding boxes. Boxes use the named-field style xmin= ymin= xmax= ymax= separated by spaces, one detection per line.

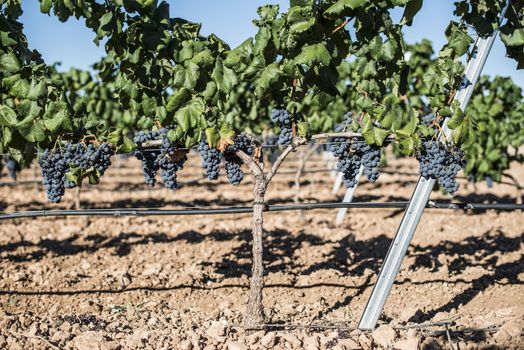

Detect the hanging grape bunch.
xmin=38 ymin=142 xmax=114 ymax=203
xmin=158 ymin=135 xmax=187 ymax=190
xmin=224 ymin=135 xmax=254 ymax=186
xmin=328 ymin=112 xmax=382 ymax=187
xmin=352 ymin=142 xmax=381 ymax=182
xmin=198 ymin=136 xmax=221 ymax=180
xmin=271 ymin=109 xmax=293 ymax=146
xmin=134 ymin=130 xmax=163 ymax=187
xmin=133 ymin=129 xmax=187 ymax=189
xmin=418 ymin=141 xmax=466 ymax=194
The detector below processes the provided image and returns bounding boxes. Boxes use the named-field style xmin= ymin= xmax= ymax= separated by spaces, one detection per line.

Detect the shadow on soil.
xmin=1 ymin=225 xmax=521 ymax=317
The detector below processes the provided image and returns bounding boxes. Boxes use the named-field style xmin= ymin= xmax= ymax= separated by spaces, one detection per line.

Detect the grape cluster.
xmin=39 ymin=150 xmax=68 ymax=203
xmin=353 ymin=142 xmax=380 ymax=182
xmin=265 ymin=134 xmax=279 ymax=147
xmin=133 ymin=129 xmax=186 ymax=189
xmin=158 ymin=136 xmax=187 ymax=190
xmin=328 ymin=139 xmax=359 ymax=187
xmin=418 ymin=141 xmax=465 ymax=194
xmin=227 ymin=134 xmax=254 ymax=155
xmin=337 ymin=111 xmax=355 ymax=132
xmin=223 ymin=135 xmax=254 ymax=186
xmin=198 ymin=137 xmax=220 ymax=180
xmin=328 ymin=138 xmax=347 ymax=158
xmin=6 ymin=157 xmax=20 ymax=181
xmin=337 ymin=152 xmax=362 ymax=188
xmin=133 ymin=130 xmax=164 ymax=186
xmin=271 ymin=109 xmax=293 ymax=146
xmin=328 ymin=138 xmax=382 ymax=188
xmin=224 ymin=152 xmax=244 ymax=185
xmin=38 ymin=142 xmax=114 ymax=203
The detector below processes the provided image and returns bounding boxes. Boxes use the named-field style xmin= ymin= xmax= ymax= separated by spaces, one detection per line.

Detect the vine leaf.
xmin=441 ymin=22 xmax=473 ymax=57
xmin=400 ymin=0 xmax=423 ymax=26
xmin=173 ymin=61 xmax=200 ymax=90
xmin=40 ymin=0 xmax=52 ymax=13
xmin=174 ymin=99 xmax=205 ymax=133
xmin=500 ymin=29 xmax=524 ymax=47
xmin=361 ymin=117 xmax=389 ymax=145
xmin=16 ymin=118 xmax=46 ymax=142
xmin=295 ymin=43 xmax=331 ymax=67
xmin=166 ymin=88 xmax=190 ymax=113
xmin=287 ymin=6 xmax=315 ymax=33
xmin=0 ymin=52 xmax=20 ymax=73
xmin=254 ymin=63 xmax=281 ymax=97
xmin=211 ymin=58 xmax=238 ymax=94
xmin=325 ymin=0 xmax=368 ymax=15
xmin=0 ymin=106 xmax=17 ymax=127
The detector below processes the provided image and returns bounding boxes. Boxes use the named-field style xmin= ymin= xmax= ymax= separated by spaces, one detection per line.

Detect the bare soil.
xmin=0 ymin=152 xmax=522 ymax=350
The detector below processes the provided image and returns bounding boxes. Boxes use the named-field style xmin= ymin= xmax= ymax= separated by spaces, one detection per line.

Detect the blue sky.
xmin=20 ymin=0 xmax=523 ymax=88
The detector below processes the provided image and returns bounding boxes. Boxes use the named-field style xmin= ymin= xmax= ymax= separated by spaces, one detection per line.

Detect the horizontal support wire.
xmin=0 ymin=201 xmax=522 ymax=221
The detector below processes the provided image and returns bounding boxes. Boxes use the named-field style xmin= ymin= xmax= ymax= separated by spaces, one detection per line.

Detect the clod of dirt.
xmin=282 ymin=332 xmax=302 ymax=348
xmin=73 ymin=331 xmax=119 ymax=350
xmin=358 ymin=333 xmax=372 ymax=350
xmin=246 ymin=330 xmax=265 ymax=345
xmin=336 ymin=337 xmax=360 ymax=349
xmin=371 ymin=324 xmax=397 ymax=347
xmin=227 ymin=340 xmax=248 ymax=350
xmin=177 ymin=339 xmax=193 ymax=350
xmin=393 ymin=329 xmax=420 ymax=350
xmin=260 ymin=331 xmax=277 ymax=347
xmin=493 ymin=320 xmax=523 ymax=346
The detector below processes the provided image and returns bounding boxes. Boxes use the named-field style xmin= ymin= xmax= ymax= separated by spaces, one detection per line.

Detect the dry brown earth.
xmin=0 ymin=153 xmax=522 ymax=349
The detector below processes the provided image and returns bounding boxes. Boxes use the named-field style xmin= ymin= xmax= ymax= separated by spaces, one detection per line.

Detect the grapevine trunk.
xmin=244 ymin=173 xmax=266 ymax=328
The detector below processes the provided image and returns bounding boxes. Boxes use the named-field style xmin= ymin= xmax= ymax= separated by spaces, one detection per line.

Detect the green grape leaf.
xmin=166 ymin=88 xmax=190 ymax=113
xmin=16 ymin=118 xmax=46 ymax=142
xmin=295 ymin=43 xmax=331 ymax=67
xmin=173 ymin=61 xmax=200 ymax=90
xmin=174 ymin=99 xmax=205 ymax=133
xmin=500 ymin=29 xmax=524 ymax=47
xmin=287 ymin=6 xmax=315 ymax=33
xmin=400 ymin=0 xmax=423 ymax=26
xmin=211 ymin=58 xmax=238 ymax=94
xmin=396 ymin=111 xmax=418 ymax=137
xmin=254 ymin=62 xmax=281 ymax=97
xmin=0 ymin=105 xmax=18 ymax=126
xmin=325 ymin=0 xmax=368 ymax=15
xmin=141 ymin=94 xmax=157 ymax=117
xmin=40 ymin=0 xmax=52 ymax=13
xmin=10 ymin=79 xmax=29 ymax=98
xmin=398 ymin=137 xmax=416 ymax=155
xmin=27 ymin=80 xmax=47 ymax=101
xmin=0 ymin=31 xmax=17 ymax=46
xmin=443 ymin=22 xmax=473 ymax=57
xmin=0 ymin=52 xmax=20 ymax=74
xmin=205 ymin=127 xmax=220 ymax=148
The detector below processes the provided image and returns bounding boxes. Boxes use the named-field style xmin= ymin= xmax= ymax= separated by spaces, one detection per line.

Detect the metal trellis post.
xmin=333 ymin=171 xmax=344 ymax=193
xmin=358 ymin=2 xmax=509 ymax=331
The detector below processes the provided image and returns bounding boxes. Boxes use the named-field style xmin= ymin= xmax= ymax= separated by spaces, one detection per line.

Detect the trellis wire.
xmin=0 ymin=201 xmax=522 ymax=221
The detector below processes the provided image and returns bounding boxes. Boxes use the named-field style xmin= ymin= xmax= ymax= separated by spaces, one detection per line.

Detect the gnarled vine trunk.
xmin=244 ymin=173 xmax=266 ymax=328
